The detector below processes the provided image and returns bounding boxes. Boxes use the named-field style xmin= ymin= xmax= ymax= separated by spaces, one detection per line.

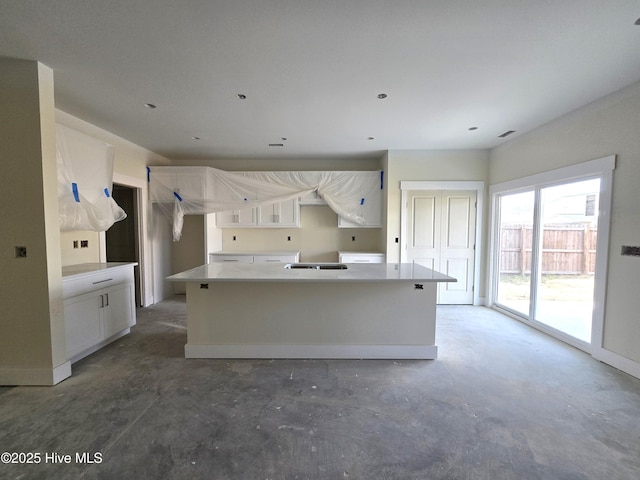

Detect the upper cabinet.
xmin=299 ymin=190 xmax=327 ymax=205
xmin=216 ymin=205 xmax=256 ymax=227
xmin=257 ymin=198 xmax=299 ymax=227
xmin=149 ymin=167 xmax=208 ymax=202
xmin=216 ymin=198 xmax=299 ymax=228
xmin=337 ymin=171 xmax=383 ymax=228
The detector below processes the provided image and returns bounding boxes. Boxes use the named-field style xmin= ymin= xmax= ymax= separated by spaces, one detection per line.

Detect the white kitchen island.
xmin=167 ymin=262 xmax=455 ymax=360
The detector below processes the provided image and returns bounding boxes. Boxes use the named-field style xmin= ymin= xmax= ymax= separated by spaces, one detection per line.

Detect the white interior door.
xmin=406 ymin=190 xmax=476 ymax=304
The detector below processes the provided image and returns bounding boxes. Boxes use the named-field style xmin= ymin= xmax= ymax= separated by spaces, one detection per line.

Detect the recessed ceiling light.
xmin=635 ymin=17 xmax=640 ymax=25
xmin=268 ymin=143 xmax=284 ymax=147
xmin=468 ymin=127 xmax=478 ymax=131
xmin=367 ymin=137 xmax=375 ymax=140
xmin=377 ymin=93 xmax=387 ymax=99
xmin=281 ymin=137 xmax=287 ymax=141
xmin=192 ymin=136 xmax=201 ymax=140
xmin=144 ymin=103 xmax=157 ymax=109
xmin=237 ymin=94 xmax=247 ymax=100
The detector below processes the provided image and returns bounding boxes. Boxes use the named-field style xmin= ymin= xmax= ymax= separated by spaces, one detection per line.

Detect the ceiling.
xmin=1 ymin=1 xmax=640 ymax=161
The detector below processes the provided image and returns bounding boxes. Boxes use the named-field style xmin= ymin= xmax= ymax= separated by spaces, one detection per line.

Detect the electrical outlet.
xmin=351 ymin=236 xmax=356 ymax=242
xmin=80 ymin=240 xmax=89 ymax=248
xmin=287 ymin=236 xmax=291 ymax=241
xmin=233 ymin=235 xmax=237 ymax=241
xmin=15 ymin=246 xmax=27 ymax=258
xmin=73 ymin=240 xmax=79 ymax=249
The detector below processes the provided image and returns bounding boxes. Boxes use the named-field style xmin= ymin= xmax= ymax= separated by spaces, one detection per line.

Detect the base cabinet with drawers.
xmin=338 ymin=252 xmax=386 ymax=263
xmin=209 ymin=252 xmax=300 ymax=264
xmin=62 ymin=263 xmax=137 ymax=364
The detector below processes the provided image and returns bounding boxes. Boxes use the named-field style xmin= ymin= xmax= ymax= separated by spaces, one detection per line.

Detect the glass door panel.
xmin=535 ymin=179 xmax=600 ymax=343
xmin=496 ymin=191 xmax=535 ymax=316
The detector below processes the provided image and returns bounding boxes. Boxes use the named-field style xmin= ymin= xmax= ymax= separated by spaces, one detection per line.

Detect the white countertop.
xmin=167 ymin=262 xmax=456 ymax=283
xmin=62 ymin=262 xmax=137 ymax=279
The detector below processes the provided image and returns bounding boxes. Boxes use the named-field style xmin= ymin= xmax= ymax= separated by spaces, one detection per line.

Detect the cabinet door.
xmin=64 ymin=292 xmax=103 ymax=357
xmin=102 ymin=282 xmax=136 ymax=338
xmin=216 ymin=206 xmax=256 ymax=227
xmin=257 ymin=199 xmax=299 ymax=227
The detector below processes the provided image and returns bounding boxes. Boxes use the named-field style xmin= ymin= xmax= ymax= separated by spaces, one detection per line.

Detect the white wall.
xmin=0 ymin=60 xmax=68 ymax=385
xmin=489 ymin=80 xmax=640 ymax=366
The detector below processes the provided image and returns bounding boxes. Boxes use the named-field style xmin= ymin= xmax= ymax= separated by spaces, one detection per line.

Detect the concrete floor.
xmin=1 ymin=297 xmax=640 ymax=480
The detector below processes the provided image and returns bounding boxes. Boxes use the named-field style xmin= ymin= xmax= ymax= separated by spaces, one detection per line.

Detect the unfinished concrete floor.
xmin=1 ymin=297 xmax=640 ymax=480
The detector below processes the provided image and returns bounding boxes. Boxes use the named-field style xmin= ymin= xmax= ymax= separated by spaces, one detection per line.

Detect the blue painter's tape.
xmin=104 ymin=188 xmax=110 ymax=198
xmin=360 ymin=198 xmax=365 ymax=205
xmin=147 ymin=166 xmax=151 ymax=182
xmin=174 ymin=191 xmax=183 ymax=201
xmin=72 ymin=183 xmax=80 ymax=202
xmin=380 ymin=170 xmax=384 ymax=189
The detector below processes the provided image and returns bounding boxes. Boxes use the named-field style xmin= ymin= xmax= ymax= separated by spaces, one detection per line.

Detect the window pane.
xmin=535 ymin=179 xmax=600 ymax=342
xmin=497 ymin=191 xmax=535 ymax=316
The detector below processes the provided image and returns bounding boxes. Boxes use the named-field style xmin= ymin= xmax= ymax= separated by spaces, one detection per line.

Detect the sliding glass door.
xmin=534 ymin=179 xmax=600 ymax=343
xmin=496 ymin=191 xmax=535 ymax=317
xmin=493 ymin=177 xmax=603 ymax=347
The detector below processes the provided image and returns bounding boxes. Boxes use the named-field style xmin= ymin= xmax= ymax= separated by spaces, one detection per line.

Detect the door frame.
xmin=98 ymin=172 xmax=151 ymax=307
xmin=400 ymin=181 xmax=485 ymax=305
xmin=487 ymin=155 xmax=615 ymax=357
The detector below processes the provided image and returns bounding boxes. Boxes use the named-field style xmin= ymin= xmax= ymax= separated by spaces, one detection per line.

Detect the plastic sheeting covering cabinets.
xmin=57 ymin=125 xmax=126 ymax=231
xmin=148 ymin=166 xmax=383 ymax=241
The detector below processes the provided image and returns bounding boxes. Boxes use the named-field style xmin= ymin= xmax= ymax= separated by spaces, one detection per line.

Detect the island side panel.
xmin=184 ymin=281 xmax=438 ymax=359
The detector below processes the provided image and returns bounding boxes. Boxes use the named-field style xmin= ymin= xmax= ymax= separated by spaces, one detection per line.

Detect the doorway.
xmin=106 ymin=184 xmax=141 ymax=306
xmin=494 ymin=179 xmax=600 ymax=345
xmin=489 ymin=155 xmax=615 ymax=353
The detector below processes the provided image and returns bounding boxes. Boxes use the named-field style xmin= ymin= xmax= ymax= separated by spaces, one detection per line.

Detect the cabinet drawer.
xmin=253 ymin=254 xmax=299 ymax=263
xmin=339 ymin=253 xmax=385 ymax=263
xmin=209 ymin=254 xmax=254 ymax=263
xmin=63 ymin=267 xmax=133 ymax=298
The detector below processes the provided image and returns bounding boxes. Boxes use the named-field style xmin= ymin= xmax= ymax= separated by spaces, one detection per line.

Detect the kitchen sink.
xmin=284 ymin=263 xmax=348 ymax=270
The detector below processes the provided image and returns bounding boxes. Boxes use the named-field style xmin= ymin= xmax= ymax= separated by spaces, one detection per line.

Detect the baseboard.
xmin=185 ymin=344 xmax=438 ymax=360
xmin=592 ymin=347 xmax=640 ymax=380
xmin=0 ymin=361 xmax=71 ymax=386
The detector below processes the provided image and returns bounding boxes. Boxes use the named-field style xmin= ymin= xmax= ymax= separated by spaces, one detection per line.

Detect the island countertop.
xmin=167 ymin=262 xmax=456 ymax=283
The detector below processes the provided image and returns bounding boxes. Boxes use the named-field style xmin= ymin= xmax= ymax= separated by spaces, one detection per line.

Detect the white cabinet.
xmin=216 ymin=198 xmax=299 ymax=228
xmin=339 ymin=252 xmax=386 ymax=263
xmin=338 ymin=171 xmax=383 ymax=228
xmin=299 ymin=190 xmax=327 ymax=205
xmin=258 ymin=198 xmax=299 ymax=227
xmin=210 ymin=252 xmax=300 ymax=264
xmin=216 ymin=205 xmax=256 ymax=227
xmin=149 ymin=167 xmax=208 ymax=202
xmin=62 ymin=263 xmax=136 ymax=364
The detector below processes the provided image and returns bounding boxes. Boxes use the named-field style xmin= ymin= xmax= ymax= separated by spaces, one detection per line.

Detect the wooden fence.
xmin=500 ymin=224 xmax=597 ymax=275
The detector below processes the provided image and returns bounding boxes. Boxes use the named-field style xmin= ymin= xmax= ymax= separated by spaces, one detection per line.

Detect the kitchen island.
xmin=167 ymin=262 xmax=455 ymax=360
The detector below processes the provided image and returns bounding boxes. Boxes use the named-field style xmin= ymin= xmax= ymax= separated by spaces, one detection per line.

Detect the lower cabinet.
xmin=210 ymin=252 xmax=300 ymax=264
xmin=63 ymin=264 xmax=136 ymax=363
xmin=338 ymin=252 xmax=386 ymax=263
